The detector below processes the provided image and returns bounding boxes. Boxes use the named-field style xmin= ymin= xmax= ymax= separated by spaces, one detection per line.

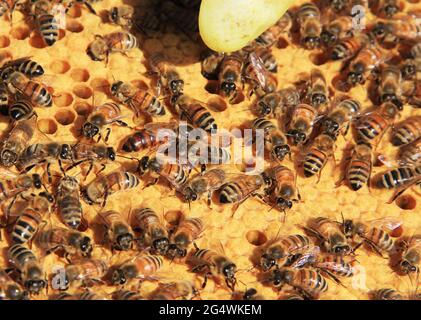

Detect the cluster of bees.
xmin=0 ymin=0 xmax=419 ymax=300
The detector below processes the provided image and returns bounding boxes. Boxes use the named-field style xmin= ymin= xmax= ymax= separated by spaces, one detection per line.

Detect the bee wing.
xmin=289 ymin=246 xmax=321 ymax=269
xmin=0 ymin=167 xmax=19 ymax=180
xmin=248 ymin=52 xmax=268 ymax=89
xmin=143 ymin=121 xmax=179 ymax=134
xmin=366 ymin=217 xmax=403 ymax=232
xmin=1 ymin=56 xmax=33 ymax=69
xmin=376 ymin=155 xmax=412 ymax=168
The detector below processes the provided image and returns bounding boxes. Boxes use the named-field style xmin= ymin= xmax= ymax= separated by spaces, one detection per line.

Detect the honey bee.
xmin=111 ymin=80 xmax=165 ymax=117
xmin=132 ymin=207 xmax=169 ymax=255
xmin=391 ymin=116 xmax=421 ymax=146
xmin=0 ymin=115 xmax=36 ymax=167
xmin=8 ymin=244 xmax=46 ymax=295
xmin=345 ymin=140 xmax=373 ymax=191
xmin=244 ymin=52 xmax=278 ymax=97
xmin=303 ymin=253 xmax=355 ymax=284
xmin=36 ymin=227 xmax=93 ymax=259
xmin=287 ymin=103 xmax=318 ymax=145
xmin=201 ymin=51 xmax=224 ymax=80
xmin=166 ymin=217 xmax=203 ymax=259
xmin=395 ymin=234 xmax=421 ymax=274
xmin=372 ymin=288 xmax=403 ymax=300
xmin=8 ymin=100 xmax=36 ymax=122
xmin=0 ymin=174 xmax=42 ymax=203
xmin=59 ymin=0 xmax=101 ymax=15
xmin=303 ymin=217 xmax=353 ymax=255
xmin=99 ymin=210 xmax=134 ymax=251
xmin=342 ymin=217 xmax=401 ymax=256
xmin=321 ymin=16 xmax=353 ymax=47
xmin=138 ymin=156 xmax=190 ymax=190
xmin=218 ymin=52 xmax=243 ymax=103
xmin=2 ymin=71 xmax=52 ymax=107
xmin=347 ymin=45 xmax=387 ymax=86
xmin=148 ymin=52 xmax=184 ymax=97
xmin=269 ymin=268 xmax=328 ymax=299
xmin=331 ymin=33 xmax=371 ymax=61
xmin=400 ymin=57 xmax=421 ymax=81
xmin=356 ymin=102 xmax=400 ymax=142
xmin=87 ymin=32 xmax=138 ymax=62
xmin=254 ymin=87 xmax=300 ymax=117
xmin=78 ymin=290 xmax=107 ymax=300
xmin=260 ymin=234 xmax=312 ymax=271
xmin=83 ymin=170 xmax=140 ymax=205
xmin=59 ymin=258 xmax=108 ymax=290
xmin=0 ymin=269 xmax=26 ymax=300
xmin=31 ymin=0 xmax=59 ymax=46
xmin=376 ymin=0 xmax=403 ymax=18
xmin=170 ymin=94 xmax=217 ymax=132
xmin=297 ymin=2 xmax=322 ymax=50
xmin=253 ymin=47 xmax=278 ymax=73
xmin=308 ymin=69 xmax=329 ymax=111
xmin=322 ymin=99 xmax=361 ymax=136
xmin=0 ymin=57 xmax=44 ymax=78
xmin=179 ymin=168 xmax=226 ymax=204
xmin=373 ymin=14 xmax=421 ymax=44
xmin=399 ymin=138 xmax=421 ymax=165
xmin=11 ymin=193 xmax=53 ymax=244
xmin=328 ymin=0 xmax=349 ymax=12
xmin=56 ymin=176 xmax=84 ymax=230
xmin=303 ymin=132 xmax=336 ymax=178
xmin=255 ymin=10 xmax=293 ymax=47
xmin=151 ymin=281 xmax=198 ymax=300
xmin=189 ymin=244 xmax=237 ymax=291
xmin=379 ymin=65 xmax=403 ymax=107
xmin=108 ymin=5 xmax=134 ymax=28
xmin=111 ymin=254 xmax=163 ymax=285
xmin=82 ymin=102 xmax=128 ymax=142
xmin=112 ymin=290 xmax=143 ymax=300
xmin=266 ymin=165 xmax=300 ymax=213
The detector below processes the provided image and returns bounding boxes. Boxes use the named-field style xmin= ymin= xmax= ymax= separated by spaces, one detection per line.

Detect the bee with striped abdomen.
xmin=83 ymin=170 xmax=140 ymax=205
xmin=0 ymin=174 xmax=42 ymax=205
xmin=189 ymin=244 xmax=237 ymax=291
xmin=396 ymin=234 xmax=421 ymax=274
xmin=308 ymin=69 xmax=329 ymax=112
xmin=0 ymin=269 xmax=26 ymax=300
xmin=303 ymin=132 xmax=336 ymax=178
xmin=82 ymin=102 xmax=127 ymax=142
xmin=148 ymin=52 xmax=184 ymax=97
xmin=112 ymin=290 xmax=143 ymax=300
xmin=321 ymin=16 xmax=353 ymax=47
xmin=151 ymin=281 xmax=198 ymax=300
xmin=111 ymin=254 xmax=163 ymax=285
xmin=99 ymin=210 xmax=134 ymax=251
xmin=218 ymin=52 xmax=244 ymax=103
xmin=331 ymin=33 xmax=371 ymax=61
xmin=78 ymin=290 xmax=107 ymax=300
xmin=391 ymin=116 xmax=421 ymax=146
xmin=297 ymin=2 xmax=322 ymax=50
xmin=344 ymin=140 xmax=373 ymax=191
xmin=255 ymin=10 xmax=293 ymax=47
xmin=398 ymin=138 xmax=421 ymax=165
xmin=108 ymin=5 xmax=134 ymax=28
xmin=56 ymin=176 xmax=84 ymax=230
xmin=8 ymin=244 xmax=46 ymax=295
xmin=201 ymin=51 xmax=224 ymax=80
xmin=310 ymin=254 xmax=355 ymax=285
xmin=322 ymin=99 xmax=360 ymax=136
xmin=253 ymin=47 xmax=278 ymax=73
xmin=254 ymin=87 xmax=300 ymax=117
xmin=166 ymin=217 xmax=203 ymax=259
xmin=58 ymin=258 xmax=108 ymax=290
xmin=378 ymin=65 xmax=403 ymax=107
xmin=31 ymin=0 xmax=59 ymax=46
xmin=87 ymin=32 xmax=138 ymax=62
xmin=372 ymin=288 xmax=403 ymax=300
xmin=244 ymin=52 xmax=278 ymax=97
xmin=287 ymin=103 xmax=318 ymax=146
xmin=111 ymin=80 xmax=165 ymax=117
xmin=171 ymin=94 xmax=217 ymax=132
xmin=8 ymin=100 xmax=36 ymax=122
xmin=0 ymin=57 xmax=44 ymax=78
xmin=0 ymin=82 xmax=8 ymax=114
xmin=132 ymin=207 xmax=169 ymax=255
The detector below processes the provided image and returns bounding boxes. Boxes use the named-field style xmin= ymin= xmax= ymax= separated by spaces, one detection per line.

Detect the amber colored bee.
xmin=260 ymin=234 xmax=312 ymax=271
xmin=11 ymin=193 xmax=53 ymax=244
xmin=308 ymin=69 xmax=329 ymax=111
xmin=3 ymin=71 xmax=52 ymax=107
xmin=322 ymin=99 xmax=360 ymax=136
xmin=151 ymin=281 xmax=198 ymax=300
xmin=100 ymin=210 xmax=134 ymax=251
xmin=8 ymin=100 xmax=36 ymax=122
xmin=111 ymin=254 xmax=163 ymax=285
xmin=244 ymin=52 xmax=278 ymax=97
xmin=56 ymin=176 xmax=84 ymax=230
xmin=201 ymin=51 xmax=224 ymax=80
xmin=321 ymin=16 xmax=353 ymax=47
xmin=255 ymin=10 xmax=293 ymax=47
xmin=59 ymin=258 xmax=108 ymax=290
xmin=372 ymin=288 xmax=403 ymax=300
xmin=108 ymin=5 xmax=134 ymax=28
xmin=287 ymin=103 xmax=318 ymax=145
xmin=254 ymin=47 xmax=278 ymax=73
xmin=111 ymin=80 xmax=165 ymax=117
xmin=269 ymin=268 xmax=328 ymax=299
xmin=31 ymin=0 xmax=59 ymax=46
xmin=375 ymin=0 xmax=404 ymax=18
xmin=394 ymin=234 xmax=421 ymax=274
xmin=0 ymin=269 xmax=26 ymax=300
xmin=331 ymin=33 xmax=371 ymax=61
xmin=254 ymin=87 xmax=300 ymax=117
xmin=148 ymin=52 xmax=184 ymax=97
xmin=218 ymin=52 xmax=244 ymax=103
xmin=356 ymin=102 xmax=400 ymax=142
xmin=303 ymin=132 xmax=336 ymax=178
xmin=87 ymin=32 xmax=137 ymax=62
xmin=166 ymin=217 xmax=203 ymax=259
xmin=84 ymin=170 xmax=140 ymax=205
xmin=189 ymin=244 xmax=237 ymax=291
xmin=0 ymin=116 xmax=36 ymax=167
xmin=297 ymin=2 xmax=322 ymax=50
xmin=0 ymin=57 xmax=44 ymax=78
xmin=378 ymin=65 xmax=403 ymax=107
xmin=0 ymin=174 xmax=42 ymax=203
xmin=373 ymin=14 xmax=421 ymax=44
xmin=171 ymin=94 xmax=217 ymax=132
xmin=345 ymin=140 xmax=373 ymax=191
xmin=36 ymin=226 xmax=93 ymax=259
xmin=399 ymin=138 xmax=421 ymax=165
xmin=8 ymin=244 xmax=46 ymax=295
xmin=132 ymin=207 xmax=169 ymax=255
xmin=304 ymin=217 xmax=353 ymax=255
xmin=266 ymin=165 xmax=300 ymax=213
xmin=180 ymin=168 xmax=226 ymax=203
xmin=342 ymin=217 xmax=401 ymax=256
xmin=112 ymin=290 xmax=143 ymax=300
xmin=347 ymin=45 xmax=387 ymax=85
xmin=82 ymin=102 xmax=127 ymax=142
xmin=392 ymin=116 xmax=421 ymax=146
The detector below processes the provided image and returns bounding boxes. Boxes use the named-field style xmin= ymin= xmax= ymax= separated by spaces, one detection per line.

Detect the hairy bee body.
xmin=346 ymin=141 xmax=373 ymax=191
xmin=0 ymin=269 xmax=26 ymax=300
xmin=219 ymin=52 xmax=243 ymax=102
xmin=151 ymin=281 xmax=197 ymax=300
xmin=218 ymin=174 xmax=265 ymax=204
xmin=180 ymin=168 xmax=226 ymax=202
xmin=57 ymin=176 xmax=83 ymax=229
xmin=167 ymin=217 xmax=203 ymax=259
xmin=347 ymin=46 xmax=384 ymax=85
xmin=108 ymin=5 xmax=134 ymax=28
xmin=0 ymin=174 xmax=41 ymax=202
xmin=303 ymin=133 xmax=336 ymax=178
xmin=87 ymin=32 xmax=137 ymax=61
xmin=287 ymin=103 xmax=318 ymax=145
xmin=111 ymin=254 xmax=163 ymax=285
xmin=32 ymin=0 xmax=59 ymax=46
xmin=267 ymin=165 xmax=298 ymax=212
xmin=297 ymin=2 xmax=322 ymax=50
xmin=61 ymin=258 xmax=108 ymax=290
xmin=331 ymin=34 xmax=370 ymax=60
xmin=100 ymin=210 xmax=134 ymax=251
xmin=322 ymin=99 xmax=360 ymax=136
xmin=82 ymin=102 xmax=123 ymax=140
xmin=397 ymin=235 xmax=421 ymax=274
xmin=321 ymin=16 xmax=353 ymax=47
xmin=255 ymin=11 xmax=292 ymax=47
xmin=379 ymin=65 xmax=402 ymax=106
xmin=149 ymin=52 xmax=184 ymax=96
xmin=392 ymin=116 xmax=421 ymax=146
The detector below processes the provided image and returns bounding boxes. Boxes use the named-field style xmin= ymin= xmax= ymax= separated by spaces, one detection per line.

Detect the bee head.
xmin=287 ymin=130 xmax=307 ymax=145
xmin=138 ymin=156 xmax=150 ymax=174
xmin=312 ymin=93 xmax=327 ymax=107
xmin=80 ymin=236 xmax=93 ymax=257
xmin=82 ymin=122 xmax=100 ymax=138
xmin=384 ymin=4 xmax=398 ymax=17
xmin=347 ymin=71 xmax=363 ymax=86
xmin=167 ymin=243 xmax=187 ymax=259
xmin=400 ymin=260 xmax=418 ymax=274
xmin=243 ymin=288 xmax=257 ymax=300
xmin=39 ymin=191 xmax=54 ymax=203
xmin=220 ymin=82 xmax=236 ymax=97
xmin=323 ymin=118 xmax=340 ymax=135
xmin=32 ymin=174 xmax=42 ymax=189
xmin=372 ymin=22 xmax=387 ymax=38
xmin=109 ymin=7 xmax=118 ymax=22
xmin=183 ymin=186 xmax=198 ymax=201
xmin=111 ymin=269 xmax=126 ymax=285
xmin=152 ymin=238 xmax=169 ymax=255
xmin=170 ymin=79 xmax=184 ymax=96
xmin=401 ymin=63 xmax=416 ymax=79
xmin=303 ymin=36 xmax=321 ymax=50
xmin=260 ymin=253 xmax=277 ymax=271
xmin=1 ymin=150 xmax=18 ymax=167
xmin=271 ymin=269 xmax=290 ymax=286
xmin=272 ymin=144 xmax=290 ymax=161
xmin=6 ymin=284 xmax=25 ymax=300
xmin=333 ymin=244 xmax=352 ymax=255
xmin=116 ymin=233 xmax=134 ymax=251
xmin=60 ymin=144 xmax=72 ymax=160
xmin=107 ymin=147 xmax=116 ymax=161
xmin=320 ymin=30 xmax=336 ymax=46
xmin=111 ymin=81 xmax=124 ymax=96
xmin=276 ymin=197 xmax=293 ymax=210
xmin=257 ymin=101 xmax=272 ymax=116
xmin=330 ymin=0 xmax=346 ymax=11
xmin=25 ymin=279 xmax=47 ymax=294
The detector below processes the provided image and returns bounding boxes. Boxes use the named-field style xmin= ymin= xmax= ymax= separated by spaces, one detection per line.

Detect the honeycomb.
xmin=0 ymin=0 xmax=419 ymax=300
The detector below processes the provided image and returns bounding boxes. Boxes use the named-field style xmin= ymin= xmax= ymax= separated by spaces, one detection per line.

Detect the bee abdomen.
xmin=37 ymin=14 xmax=59 ymax=46
xmin=348 ymin=160 xmax=370 ymax=190
xmin=303 ymin=149 xmax=327 ymax=177
xmin=59 ymin=196 xmax=82 ymax=229
xmin=12 ymin=212 xmax=42 ymax=244
xmin=373 ymin=288 xmax=403 ymax=300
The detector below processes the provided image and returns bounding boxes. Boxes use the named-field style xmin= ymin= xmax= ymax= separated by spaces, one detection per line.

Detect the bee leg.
xmin=46 ymin=162 xmax=53 ymax=184
xmin=364 ymin=240 xmax=385 ymax=258
xmin=207 ymin=191 xmax=212 ymax=207
xmin=85 ymin=161 xmax=94 ymax=178
xmin=201 ymin=272 xmax=212 ymax=289
xmin=83 ymin=1 xmax=97 ymax=15
xmin=321 ymin=269 xmax=345 ymax=287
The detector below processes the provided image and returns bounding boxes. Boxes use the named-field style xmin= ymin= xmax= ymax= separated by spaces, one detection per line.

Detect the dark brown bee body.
xmin=167 ymin=217 xmax=203 ymax=259
xmin=57 ymin=176 xmax=83 ymax=230
xmin=111 ymin=255 xmax=163 ymax=285
xmin=0 ymin=269 xmax=26 ymax=300
xmin=322 ymin=99 xmax=360 ymax=136
xmin=100 ymin=210 xmax=134 ymax=251
xmin=297 ymin=2 xmax=322 ymax=50
xmin=392 ymin=116 xmax=421 ymax=146
xmin=346 ymin=141 xmax=373 ymax=191
xmin=303 ymin=133 xmax=336 ymax=178
xmin=219 ymin=52 xmax=243 ymax=102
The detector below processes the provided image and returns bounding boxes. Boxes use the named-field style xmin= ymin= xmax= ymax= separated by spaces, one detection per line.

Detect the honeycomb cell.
xmin=10 ymin=25 xmax=30 ymax=40
xmin=67 ymin=4 xmax=82 ymax=18
xmin=396 ymin=195 xmax=417 ymax=211
xmin=50 ymin=60 xmax=71 ymax=74
xmin=55 ymin=109 xmax=76 ymax=125
xmin=71 ymin=68 xmax=90 ymax=82
xmin=90 ymin=78 xmax=110 ymax=93
xmin=53 ymin=92 xmax=74 ymax=107
xmin=0 ymin=51 xmax=12 ymax=64
xmin=0 ymin=35 xmax=10 ymax=48
xmin=66 ymin=19 xmax=84 ymax=33
xmin=246 ymin=230 xmax=267 ymax=246
xmin=38 ymin=118 xmax=58 ymax=134
xmin=29 ymin=33 xmax=47 ymax=49
xmin=164 ymin=210 xmax=184 ymax=224
xmin=73 ymin=101 xmax=92 ymax=116
xmin=73 ymin=84 xmax=93 ymax=99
